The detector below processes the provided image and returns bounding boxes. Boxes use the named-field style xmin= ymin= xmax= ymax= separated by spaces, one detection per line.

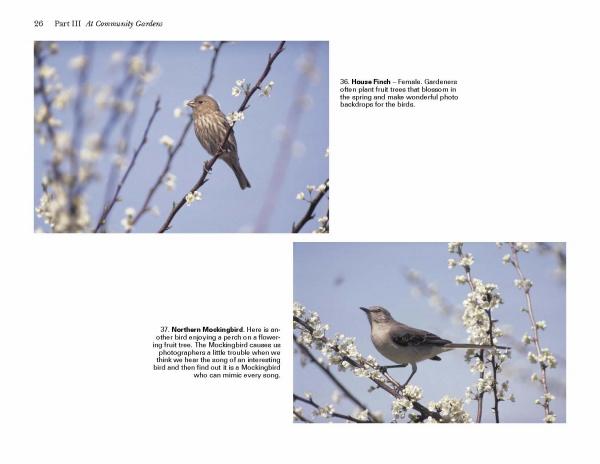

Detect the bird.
xmin=359 ymin=306 xmax=509 ymax=387
xmin=187 ymin=95 xmax=251 ymax=189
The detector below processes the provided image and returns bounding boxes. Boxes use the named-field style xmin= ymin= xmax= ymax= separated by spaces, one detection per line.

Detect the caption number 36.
xmin=34 ymin=20 xmax=44 ymax=27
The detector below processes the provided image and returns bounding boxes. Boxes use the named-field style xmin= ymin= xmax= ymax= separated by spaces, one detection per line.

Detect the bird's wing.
xmin=217 ymin=112 xmax=238 ymax=153
xmin=390 ymin=323 xmax=452 ymax=347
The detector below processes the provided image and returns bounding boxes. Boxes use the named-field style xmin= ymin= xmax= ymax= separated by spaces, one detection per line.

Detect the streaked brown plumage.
xmin=187 ymin=95 xmax=251 ymax=189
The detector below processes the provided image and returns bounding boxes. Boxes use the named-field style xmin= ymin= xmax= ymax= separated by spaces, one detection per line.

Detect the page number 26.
xmin=34 ymin=20 xmax=44 ymax=27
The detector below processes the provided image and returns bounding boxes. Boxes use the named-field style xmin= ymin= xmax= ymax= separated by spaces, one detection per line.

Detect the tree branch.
xmin=293 ymin=315 xmax=444 ymax=422
xmin=97 ymin=42 xmax=144 ymax=151
xmin=157 ymin=41 xmax=286 ymax=233
xmin=294 ymin=336 xmax=380 ymax=422
xmin=509 ymin=243 xmax=555 ymax=421
xmin=293 ymin=409 xmax=313 ymax=423
xmin=453 ymin=244 xmax=502 ymax=423
xmin=34 ymin=42 xmax=61 ymax=182
xmin=293 ymin=394 xmax=372 ymax=423
xmin=99 ymin=42 xmax=157 ymax=230
xmin=93 ymin=98 xmax=161 ymax=232
xmin=292 ymin=180 xmax=329 ymax=233
xmin=485 ymin=308 xmax=501 ymax=423
xmin=128 ymin=41 xmax=228 ymax=231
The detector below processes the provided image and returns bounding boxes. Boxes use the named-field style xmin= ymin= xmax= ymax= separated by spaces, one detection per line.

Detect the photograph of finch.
xmin=34 ymin=41 xmax=329 ymax=233
xmin=293 ymin=242 xmax=566 ymax=423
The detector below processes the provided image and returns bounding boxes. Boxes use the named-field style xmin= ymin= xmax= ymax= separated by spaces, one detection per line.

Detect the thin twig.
xmin=455 ymin=244 xmax=502 ymax=423
xmin=157 ymin=41 xmax=286 ymax=233
xmin=68 ymin=43 xmax=93 ymax=217
xmin=34 ymin=43 xmax=61 ymax=181
xmin=202 ymin=41 xmax=228 ymax=95
xmin=93 ymin=98 xmax=161 ymax=232
xmin=485 ymin=308 xmax=501 ymax=423
xmin=293 ymin=410 xmax=313 ymax=423
xmin=294 ymin=336 xmax=380 ymax=422
xmin=100 ymin=42 xmax=157 ymax=228
xmin=97 ymin=42 xmax=144 ymax=150
xmin=292 ymin=180 xmax=329 ymax=233
xmin=509 ymin=243 xmax=554 ymax=420
xmin=293 ymin=394 xmax=372 ymax=423
xmin=129 ymin=41 xmax=228 ymax=230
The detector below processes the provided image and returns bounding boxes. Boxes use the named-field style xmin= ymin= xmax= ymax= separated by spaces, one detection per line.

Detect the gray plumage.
xmin=360 ymin=305 xmax=509 ymax=386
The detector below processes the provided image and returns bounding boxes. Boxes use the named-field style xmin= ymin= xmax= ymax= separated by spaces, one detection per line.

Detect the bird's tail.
xmin=446 ymin=343 xmax=511 ymax=350
xmin=225 ymin=157 xmax=251 ymax=190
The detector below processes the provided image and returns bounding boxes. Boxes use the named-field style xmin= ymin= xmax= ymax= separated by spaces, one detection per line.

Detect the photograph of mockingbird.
xmin=359 ymin=305 xmax=509 ymax=388
xmin=293 ymin=242 xmax=566 ymax=423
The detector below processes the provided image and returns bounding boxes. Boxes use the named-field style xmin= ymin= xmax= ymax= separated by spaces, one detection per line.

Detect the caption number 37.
xmin=34 ymin=20 xmax=44 ymax=27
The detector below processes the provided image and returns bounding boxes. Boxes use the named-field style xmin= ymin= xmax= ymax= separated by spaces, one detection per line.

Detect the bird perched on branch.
xmin=359 ymin=306 xmax=510 ymax=387
xmin=187 ymin=95 xmax=251 ymax=189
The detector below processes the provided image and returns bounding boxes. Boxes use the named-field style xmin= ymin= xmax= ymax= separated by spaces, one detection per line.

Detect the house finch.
xmin=187 ymin=95 xmax=251 ymax=189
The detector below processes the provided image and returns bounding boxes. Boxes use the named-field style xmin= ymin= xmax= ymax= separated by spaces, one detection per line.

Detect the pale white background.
xmin=3 ymin=0 xmax=599 ymax=462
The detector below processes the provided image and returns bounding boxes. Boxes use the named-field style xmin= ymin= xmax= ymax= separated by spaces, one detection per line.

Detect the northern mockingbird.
xmin=360 ymin=306 xmax=509 ymax=387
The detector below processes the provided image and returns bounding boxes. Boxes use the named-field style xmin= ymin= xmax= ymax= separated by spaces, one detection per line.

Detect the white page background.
xmin=3 ymin=1 xmax=598 ymax=462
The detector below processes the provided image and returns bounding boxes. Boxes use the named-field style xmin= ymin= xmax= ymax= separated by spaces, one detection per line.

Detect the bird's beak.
xmin=186 ymin=100 xmax=194 ymax=108
xmin=359 ymin=307 xmax=370 ymax=313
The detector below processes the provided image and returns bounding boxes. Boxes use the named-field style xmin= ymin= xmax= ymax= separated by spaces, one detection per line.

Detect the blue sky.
xmin=34 ymin=41 xmax=329 ymax=232
xmin=294 ymin=242 xmax=566 ymax=423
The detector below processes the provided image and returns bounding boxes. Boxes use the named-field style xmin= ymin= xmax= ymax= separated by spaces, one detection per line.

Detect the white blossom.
xmin=353 ymin=409 xmax=370 ymax=421
xmin=313 ymin=404 xmax=334 ymax=418
xmin=459 ymin=254 xmax=474 ymax=267
xmin=226 ymin=111 xmax=245 ymax=126
xmin=514 ymin=278 xmax=533 ymax=291
xmin=53 ymin=88 xmax=75 ymax=110
xmin=293 ymin=302 xmax=305 ymax=318
xmin=128 ymin=55 xmax=145 ymax=76
xmin=160 ymin=135 xmax=174 ymax=149
xmin=164 ymin=173 xmax=176 ymax=191
xmin=448 ymin=242 xmax=463 ymax=253
xmin=111 ymin=50 xmax=124 ymax=63
xmin=428 ymin=396 xmax=471 ymax=423
xmin=261 ymin=80 xmax=274 ymax=97
xmin=39 ymin=65 xmax=56 ymax=79
xmin=120 ymin=207 xmax=135 ymax=232
xmin=69 ymin=55 xmax=88 ymax=70
xmin=185 ymin=191 xmax=203 ymax=205
xmin=455 ymin=275 xmax=468 ymax=285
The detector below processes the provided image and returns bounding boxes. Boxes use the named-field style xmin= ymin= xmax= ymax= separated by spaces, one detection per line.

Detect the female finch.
xmin=187 ymin=95 xmax=251 ymax=189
